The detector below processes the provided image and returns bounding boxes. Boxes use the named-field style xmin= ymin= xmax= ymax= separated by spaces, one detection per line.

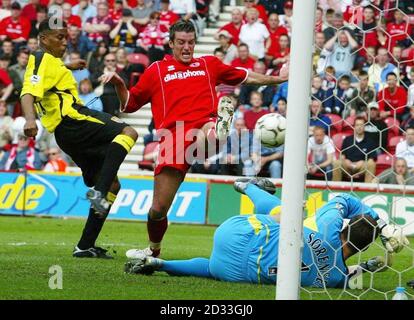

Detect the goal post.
xmin=276 ymin=0 xmax=317 ymax=300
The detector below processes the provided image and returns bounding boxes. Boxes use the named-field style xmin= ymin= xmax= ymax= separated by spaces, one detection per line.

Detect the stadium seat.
xmin=375 ymin=154 xmax=393 ymax=175
xmin=127 ymin=53 xmax=150 ymax=68
xmin=384 ymin=117 xmax=401 ymax=140
xmin=325 ymin=113 xmax=342 ymax=136
xmin=388 ymin=135 xmax=404 ymax=154
xmin=332 ymin=133 xmax=350 ymax=158
xmin=138 ymin=142 xmax=159 ymax=171
xmin=341 ymin=116 xmax=356 ymax=135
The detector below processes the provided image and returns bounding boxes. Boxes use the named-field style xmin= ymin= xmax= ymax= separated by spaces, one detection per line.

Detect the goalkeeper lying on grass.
xmin=125 ymin=178 xmax=409 ymax=288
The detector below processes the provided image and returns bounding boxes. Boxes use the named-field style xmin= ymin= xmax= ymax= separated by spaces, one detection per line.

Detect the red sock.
xmin=147 ymin=215 xmax=168 ymax=246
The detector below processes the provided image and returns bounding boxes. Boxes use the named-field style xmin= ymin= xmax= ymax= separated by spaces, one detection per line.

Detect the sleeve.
xmin=20 ymin=53 xmax=56 ymax=100
xmin=21 ymin=18 xmax=31 ymax=40
xmin=0 ymin=69 xmax=12 ymax=86
xmin=123 ymin=65 xmax=154 ymax=113
xmin=326 ymin=138 xmax=336 ymax=155
xmin=211 ymin=56 xmax=249 ymax=86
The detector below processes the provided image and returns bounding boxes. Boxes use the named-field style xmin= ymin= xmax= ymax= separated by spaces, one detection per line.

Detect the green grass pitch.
xmin=0 ymin=215 xmax=413 ymax=300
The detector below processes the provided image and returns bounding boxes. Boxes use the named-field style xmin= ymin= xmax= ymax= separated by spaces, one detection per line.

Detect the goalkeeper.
xmin=125 ymin=178 xmax=409 ymax=288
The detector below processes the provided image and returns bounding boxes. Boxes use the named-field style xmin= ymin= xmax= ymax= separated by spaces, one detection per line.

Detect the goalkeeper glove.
xmin=359 ymin=255 xmax=393 ymax=273
xmin=377 ymin=219 xmax=410 ymax=253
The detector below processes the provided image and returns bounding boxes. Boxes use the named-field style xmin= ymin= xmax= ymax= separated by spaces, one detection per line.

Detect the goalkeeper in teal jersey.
xmin=125 ymin=178 xmax=409 ymax=288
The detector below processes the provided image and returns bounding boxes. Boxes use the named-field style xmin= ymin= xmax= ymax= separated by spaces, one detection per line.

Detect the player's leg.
xmin=127 ymin=167 xmax=185 ymax=258
xmin=74 ymin=177 xmax=121 ymax=258
xmin=234 ymin=179 xmax=280 ymax=215
xmin=90 ymin=126 xmax=138 ymax=213
xmin=125 ymin=256 xmax=212 ymax=278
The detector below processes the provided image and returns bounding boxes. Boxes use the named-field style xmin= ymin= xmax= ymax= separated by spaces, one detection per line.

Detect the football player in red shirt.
xmin=101 ymin=20 xmax=288 ymax=258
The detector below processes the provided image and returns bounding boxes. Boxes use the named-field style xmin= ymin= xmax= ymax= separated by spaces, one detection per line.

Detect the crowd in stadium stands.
xmin=2 ymin=0 xmax=414 ymax=185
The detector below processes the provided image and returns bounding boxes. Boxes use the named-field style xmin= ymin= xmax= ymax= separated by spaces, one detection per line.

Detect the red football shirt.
xmin=230 ymin=57 xmax=256 ymax=71
xmin=243 ymin=109 xmax=269 ymax=131
xmin=386 ymin=21 xmax=412 ymax=51
xmin=160 ymin=10 xmax=179 ymax=30
xmin=0 ymin=16 xmax=31 ymax=40
xmin=125 ymin=55 xmax=248 ymax=130
xmin=219 ymin=22 xmax=242 ymax=46
xmin=377 ymin=86 xmax=407 ymax=116
xmin=0 ymin=68 xmax=12 ymax=86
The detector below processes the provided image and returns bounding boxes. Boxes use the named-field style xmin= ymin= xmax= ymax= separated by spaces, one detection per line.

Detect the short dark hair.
xmin=214 ymin=47 xmax=224 ymax=55
xmin=342 ymin=214 xmax=379 ymax=255
xmin=359 ymin=70 xmax=368 ymax=77
xmin=277 ymin=97 xmax=287 ymax=104
xmin=169 ymin=20 xmax=196 ymax=42
xmin=339 ymin=75 xmax=351 ymax=83
xmin=386 ymin=72 xmax=398 ymax=80
xmin=238 ymin=43 xmax=249 ymax=50
xmin=38 ymin=19 xmax=67 ymax=35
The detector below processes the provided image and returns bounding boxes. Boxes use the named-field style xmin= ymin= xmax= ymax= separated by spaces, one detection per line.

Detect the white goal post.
xmin=276 ymin=0 xmax=317 ymax=300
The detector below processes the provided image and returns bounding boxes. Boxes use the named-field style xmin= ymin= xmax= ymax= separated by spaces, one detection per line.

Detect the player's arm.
xmin=20 ymin=94 xmax=38 ymax=138
xmin=244 ymin=63 xmax=289 ymax=85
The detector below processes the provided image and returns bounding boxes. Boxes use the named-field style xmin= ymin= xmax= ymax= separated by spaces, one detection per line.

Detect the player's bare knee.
xmin=122 ymin=126 xmax=138 ymax=141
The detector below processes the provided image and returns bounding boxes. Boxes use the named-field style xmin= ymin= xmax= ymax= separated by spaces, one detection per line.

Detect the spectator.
xmin=216 ymin=8 xmax=243 ymax=46
xmin=72 ymin=0 xmax=97 ymax=25
xmin=310 ymin=75 xmax=326 ymax=103
xmin=21 ymin=0 xmax=41 ymax=21
xmin=239 ymin=8 xmax=269 ymax=60
xmin=231 ymin=43 xmax=256 ymax=71
xmin=84 ymin=2 xmax=113 ymax=45
xmin=259 ymin=143 xmax=284 ymax=179
xmin=346 ymin=70 xmax=375 ymax=117
xmin=26 ymin=36 xmax=38 ymax=52
xmin=69 ymin=51 xmax=90 ymax=85
xmin=386 ymin=10 xmax=412 ymax=52
xmin=0 ymin=2 xmax=31 ymax=50
xmin=67 ymin=24 xmax=96 ymax=59
xmin=8 ymin=48 xmax=29 ymax=106
xmin=268 ymin=34 xmax=290 ymax=72
xmin=0 ymin=0 xmax=11 ymax=21
xmin=221 ymin=118 xmax=260 ymax=176
xmin=132 ymin=0 xmax=154 ymax=27
xmin=216 ymin=30 xmax=238 ymax=65
xmin=270 ymin=80 xmax=288 ymax=110
xmin=115 ymin=47 xmax=144 ymax=85
xmin=28 ymin=5 xmax=47 ymax=38
xmin=309 ymin=99 xmax=331 ymax=135
xmin=43 ymin=147 xmax=69 ymax=173
xmin=0 ymin=55 xmax=13 ymax=114
xmin=242 ymin=0 xmax=267 ymax=24
xmin=312 ymin=32 xmax=325 ymax=72
xmin=0 ymin=134 xmax=42 ymax=171
xmin=377 ymin=72 xmax=407 ymax=121
xmin=391 ymin=45 xmax=410 ymax=87
xmin=239 ymin=60 xmax=275 ymax=107
xmin=368 ymin=47 xmax=399 ymax=92
xmin=0 ymin=38 xmax=14 ymax=64
xmin=258 ymin=0 xmax=285 ymax=15
xmin=109 ymin=0 xmax=124 ymax=25
xmin=86 ymin=40 xmax=109 ymax=75
xmin=373 ymin=158 xmax=414 ymax=185
xmin=364 ymin=101 xmax=388 ymax=152
xmin=333 ymin=117 xmax=377 ymax=183
xmin=354 ymin=5 xmax=379 ymax=56
xmin=274 ymin=97 xmax=287 ymax=116
xmin=395 ymin=126 xmax=414 ymax=170
xmin=319 ymin=29 xmax=359 ymax=77
xmin=62 ymin=3 xmax=82 ymax=29
xmin=314 ymin=6 xmax=323 ymax=33
xmin=323 ymin=12 xmax=355 ymax=42
xmin=79 ymin=78 xmax=103 ymax=112
xmin=360 ymin=46 xmax=376 ymax=72
xmin=91 ymin=52 xmax=128 ymax=115
xmin=402 ymin=106 xmax=414 ymax=131
xmin=159 ymin=0 xmax=179 ymax=30
xmin=0 ymin=100 xmax=13 ymax=150
xmin=110 ymin=8 xmax=139 ymax=53
xmin=307 ymin=126 xmax=336 ymax=181
xmin=242 ymin=91 xmax=269 ymax=131
xmin=265 ymin=13 xmax=288 ymax=62
xmin=278 ymin=0 xmax=293 ymax=33
xmin=323 ymin=74 xmax=353 ymax=116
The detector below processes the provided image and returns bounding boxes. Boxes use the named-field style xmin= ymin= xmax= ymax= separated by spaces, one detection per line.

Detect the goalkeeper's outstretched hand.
xmin=378 ymin=221 xmax=409 ymax=253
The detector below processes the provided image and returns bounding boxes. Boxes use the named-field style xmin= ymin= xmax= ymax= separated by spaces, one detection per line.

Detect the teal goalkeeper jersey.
xmin=244 ymin=194 xmax=379 ymax=288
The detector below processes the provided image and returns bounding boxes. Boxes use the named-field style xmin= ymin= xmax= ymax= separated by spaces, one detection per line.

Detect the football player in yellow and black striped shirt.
xmin=20 ymin=19 xmax=138 ymax=259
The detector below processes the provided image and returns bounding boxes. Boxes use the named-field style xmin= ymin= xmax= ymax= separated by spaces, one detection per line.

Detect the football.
xmin=255 ymin=113 xmax=287 ymax=148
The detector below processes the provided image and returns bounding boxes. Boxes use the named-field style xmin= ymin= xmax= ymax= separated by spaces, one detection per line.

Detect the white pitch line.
xmin=3 ymin=242 xmax=140 ymax=247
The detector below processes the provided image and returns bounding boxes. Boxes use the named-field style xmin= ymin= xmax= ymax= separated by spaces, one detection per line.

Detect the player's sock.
xmin=147 ymin=213 xmax=168 ymax=253
xmin=77 ymin=192 xmax=117 ymax=249
xmin=95 ymin=134 xmax=135 ymax=196
xmin=245 ymin=184 xmax=281 ymax=215
xmin=160 ymin=258 xmax=212 ymax=278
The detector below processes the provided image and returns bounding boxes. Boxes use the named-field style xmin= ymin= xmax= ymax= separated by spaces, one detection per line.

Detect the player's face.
xmin=42 ymin=29 xmax=68 ymax=58
xmin=170 ymin=31 xmax=196 ymax=64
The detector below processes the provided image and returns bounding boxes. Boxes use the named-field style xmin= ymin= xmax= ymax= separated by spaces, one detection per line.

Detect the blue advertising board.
xmin=0 ymin=172 xmax=207 ymax=224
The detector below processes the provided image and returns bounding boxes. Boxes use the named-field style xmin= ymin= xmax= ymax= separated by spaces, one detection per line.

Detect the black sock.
xmin=95 ymin=142 xmax=128 ymax=196
xmin=77 ymin=207 xmax=107 ymax=249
